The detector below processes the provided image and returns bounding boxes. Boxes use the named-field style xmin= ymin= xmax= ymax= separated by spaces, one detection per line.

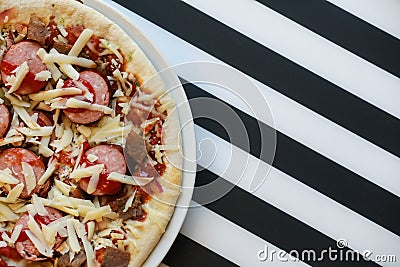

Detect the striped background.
xmin=104 ymin=1 xmax=399 ymax=266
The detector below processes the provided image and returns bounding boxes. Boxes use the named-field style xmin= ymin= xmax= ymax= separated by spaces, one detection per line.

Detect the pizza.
xmin=0 ymin=0 xmax=183 ymax=266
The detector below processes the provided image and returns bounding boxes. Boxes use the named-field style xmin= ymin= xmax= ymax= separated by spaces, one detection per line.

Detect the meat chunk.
xmin=57 ymin=251 xmax=86 ymax=267
xmin=27 ymin=15 xmax=50 ymax=45
xmin=100 ymin=248 xmax=130 ymax=267
xmin=125 ymin=131 xmax=149 ymax=166
xmin=109 ymin=190 xmax=145 ymax=221
xmin=53 ymin=41 xmax=72 ymax=54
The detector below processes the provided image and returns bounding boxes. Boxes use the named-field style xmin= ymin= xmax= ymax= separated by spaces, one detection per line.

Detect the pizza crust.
xmin=0 ymin=0 xmax=183 ymax=266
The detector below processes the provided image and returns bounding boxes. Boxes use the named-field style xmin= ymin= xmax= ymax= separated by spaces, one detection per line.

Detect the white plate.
xmin=82 ymin=0 xmax=197 ymax=265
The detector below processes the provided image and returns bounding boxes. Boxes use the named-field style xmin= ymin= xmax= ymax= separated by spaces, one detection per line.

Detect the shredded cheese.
xmin=35 ymin=70 xmax=52 ymax=81
xmin=83 ymin=205 xmax=115 ymax=222
xmin=31 ymin=194 xmax=48 ymax=216
xmin=4 ymin=92 xmax=30 ymax=107
xmin=65 ymin=98 xmax=113 ymax=114
xmin=77 ymin=125 xmax=91 ymax=138
xmin=10 ymin=224 xmax=23 ymax=243
xmin=38 ymin=158 xmax=57 ymax=185
xmin=67 ymin=219 xmax=81 ymax=253
xmin=123 ymin=190 xmax=136 ymax=212
xmin=13 ymin=106 xmax=40 ymax=129
xmin=0 ymin=202 xmax=19 ymax=221
xmin=69 ymin=29 xmax=93 ymax=57
xmin=54 ymin=179 xmax=72 ymax=196
xmin=86 ymin=154 xmax=98 ymax=162
xmin=0 ymin=136 xmax=24 ymax=146
xmin=25 ymin=230 xmax=53 ymax=257
xmin=86 ymin=172 xmax=99 ymax=194
xmin=87 ymin=221 xmax=95 ymax=241
xmin=37 ymin=48 xmax=62 ymax=81
xmin=55 ymin=127 xmax=73 ymax=153
xmin=21 ymin=162 xmax=36 ymax=195
xmin=6 ymin=183 xmax=24 ymax=202
xmin=29 ymin=88 xmax=82 ymax=101
xmin=100 ymin=39 xmax=123 ymax=62
xmin=70 ymin=164 xmax=104 ymax=179
xmin=107 ymin=172 xmax=153 ymax=186
xmin=82 ymin=235 xmax=95 ymax=267
xmin=17 ymin=126 xmax=54 ymax=137
xmin=43 ymin=54 xmax=96 ymax=68
xmin=39 ymin=136 xmax=54 ymax=157
xmin=0 ymin=169 xmax=20 ymax=184
xmin=50 ymin=48 xmax=79 ymax=80
xmin=7 ymin=62 xmax=29 ymax=94
xmin=41 ymin=224 xmax=57 ymax=246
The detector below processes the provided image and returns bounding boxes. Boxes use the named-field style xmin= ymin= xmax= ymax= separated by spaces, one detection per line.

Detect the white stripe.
xmin=182 ymin=201 xmax=310 ymax=266
xmin=183 ymin=0 xmax=400 ymax=119
xmin=195 ymin=125 xmax=400 ymax=266
xmin=104 ymin=0 xmax=400 ymax=197
xmin=328 ymin=0 xmax=400 ymax=40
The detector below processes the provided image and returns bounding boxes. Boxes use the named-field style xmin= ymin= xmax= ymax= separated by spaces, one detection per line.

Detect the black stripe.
xmin=195 ymin=168 xmax=380 ymax=266
xmin=256 ymin=0 xmax=400 ymax=78
xmin=114 ymin=0 xmax=400 ymax=160
xmin=164 ymin=234 xmax=238 ymax=267
xmin=182 ymin=79 xmax=400 ymax=236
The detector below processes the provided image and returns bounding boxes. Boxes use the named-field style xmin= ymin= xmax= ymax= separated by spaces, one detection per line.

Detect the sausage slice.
xmin=0 ymin=41 xmax=48 ymax=95
xmin=63 ymin=70 xmax=110 ymax=124
xmin=14 ymin=207 xmax=65 ymax=261
xmin=0 ymin=148 xmax=49 ymax=198
xmin=79 ymin=145 xmax=126 ymax=196
xmin=0 ymin=104 xmax=11 ymax=138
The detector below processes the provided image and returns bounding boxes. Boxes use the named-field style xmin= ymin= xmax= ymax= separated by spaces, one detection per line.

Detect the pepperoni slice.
xmin=79 ymin=145 xmax=126 ymax=196
xmin=14 ymin=207 xmax=65 ymax=261
xmin=0 ymin=104 xmax=10 ymax=138
xmin=63 ymin=70 xmax=110 ymax=125
xmin=0 ymin=148 xmax=49 ymax=198
xmin=0 ymin=41 xmax=47 ymax=95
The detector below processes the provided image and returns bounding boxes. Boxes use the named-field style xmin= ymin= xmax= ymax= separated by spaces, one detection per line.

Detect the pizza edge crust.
xmin=0 ymin=0 xmax=183 ymax=266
